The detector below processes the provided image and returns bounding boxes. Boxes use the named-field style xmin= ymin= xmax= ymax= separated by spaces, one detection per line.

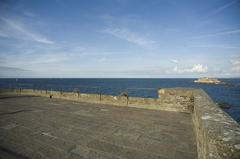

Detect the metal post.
xmin=99 ymin=87 xmax=102 ymax=102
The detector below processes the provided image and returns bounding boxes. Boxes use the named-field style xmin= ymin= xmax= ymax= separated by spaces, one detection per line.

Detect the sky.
xmin=0 ymin=0 xmax=240 ymax=78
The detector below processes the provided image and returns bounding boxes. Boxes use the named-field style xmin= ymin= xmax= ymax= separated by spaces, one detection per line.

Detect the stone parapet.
xmin=193 ymin=89 xmax=240 ymax=159
xmin=158 ymin=88 xmax=194 ymax=112
xmin=1 ymin=88 xmax=193 ymax=113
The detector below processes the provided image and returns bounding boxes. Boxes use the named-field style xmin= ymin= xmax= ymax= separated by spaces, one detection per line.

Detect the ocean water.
xmin=0 ymin=78 xmax=239 ymax=123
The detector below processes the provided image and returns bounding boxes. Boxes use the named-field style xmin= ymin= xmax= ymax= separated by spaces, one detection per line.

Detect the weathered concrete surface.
xmin=2 ymin=88 xmax=239 ymax=159
xmin=0 ymin=94 xmax=197 ymax=159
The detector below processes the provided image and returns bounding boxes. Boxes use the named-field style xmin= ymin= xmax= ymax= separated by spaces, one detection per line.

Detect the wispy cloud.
xmin=231 ymin=56 xmax=240 ymax=73
xmin=99 ymin=13 xmax=155 ymax=48
xmin=0 ymin=31 xmax=9 ymax=38
xmin=210 ymin=0 xmax=238 ymax=15
xmin=97 ymin=57 xmax=107 ymax=63
xmin=0 ymin=59 xmax=5 ymax=64
xmin=23 ymin=11 xmax=36 ymax=17
xmin=191 ymin=29 xmax=240 ymax=39
xmin=0 ymin=17 xmax=54 ymax=44
xmin=28 ymin=53 xmax=70 ymax=64
xmin=170 ymin=59 xmax=179 ymax=64
xmin=0 ymin=66 xmax=29 ymax=72
xmin=173 ymin=64 xmax=208 ymax=74
xmin=0 ymin=41 xmax=123 ymax=68
xmin=189 ymin=44 xmax=240 ymax=49
xmin=102 ymin=27 xmax=155 ymax=47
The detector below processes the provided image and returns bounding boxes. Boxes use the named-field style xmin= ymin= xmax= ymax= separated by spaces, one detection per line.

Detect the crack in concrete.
xmin=0 ymin=109 xmax=32 ymax=116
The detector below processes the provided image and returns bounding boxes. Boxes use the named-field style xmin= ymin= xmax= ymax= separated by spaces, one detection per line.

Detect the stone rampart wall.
xmin=193 ymin=89 xmax=240 ymax=159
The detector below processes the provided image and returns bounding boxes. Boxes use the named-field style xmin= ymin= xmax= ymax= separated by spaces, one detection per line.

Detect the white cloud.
xmin=173 ymin=64 xmax=208 ymax=73
xmin=0 ymin=17 xmax=54 ymax=44
xmin=102 ymin=27 xmax=155 ymax=46
xmin=231 ymin=57 xmax=240 ymax=73
xmin=232 ymin=66 xmax=240 ymax=73
xmin=170 ymin=59 xmax=179 ymax=63
xmin=231 ymin=57 xmax=240 ymax=65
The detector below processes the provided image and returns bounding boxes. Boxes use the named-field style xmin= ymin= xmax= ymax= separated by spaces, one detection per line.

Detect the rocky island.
xmin=194 ymin=77 xmax=222 ymax=84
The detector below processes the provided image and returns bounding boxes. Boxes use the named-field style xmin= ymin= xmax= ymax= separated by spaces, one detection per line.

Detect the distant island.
xmin=194 ymin=77 xmax=223 ymax=84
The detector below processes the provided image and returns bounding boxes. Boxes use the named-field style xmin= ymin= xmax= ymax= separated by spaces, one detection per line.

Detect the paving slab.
xmin=0 ymin=94 xmax=197 ymax=159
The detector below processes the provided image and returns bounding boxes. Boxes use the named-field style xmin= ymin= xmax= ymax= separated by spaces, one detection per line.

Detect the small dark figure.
xmin=218 ymin=102 xmax=231 ymax=109
xmin=120 ymin=91 xmax=128 ymax=97
xmin=49 ymin=95 xmax=53 ymax=98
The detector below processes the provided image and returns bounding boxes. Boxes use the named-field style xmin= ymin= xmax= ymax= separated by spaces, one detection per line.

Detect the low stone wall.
xmin=0 ymin=88 xmax=194 ymax=113
xmin=193 ymin=89 xmax=240 ymax=159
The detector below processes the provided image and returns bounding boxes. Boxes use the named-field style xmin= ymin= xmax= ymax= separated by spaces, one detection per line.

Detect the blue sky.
xmin=0 ymin=0 xmax=240 ymax=78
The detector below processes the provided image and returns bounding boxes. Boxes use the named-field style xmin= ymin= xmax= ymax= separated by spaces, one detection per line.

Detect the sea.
xmin=0 ymin=78 xmax=239 ymax=123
